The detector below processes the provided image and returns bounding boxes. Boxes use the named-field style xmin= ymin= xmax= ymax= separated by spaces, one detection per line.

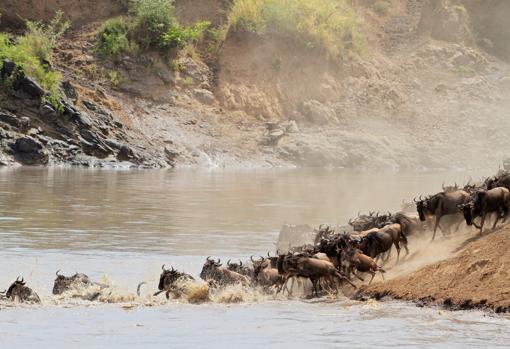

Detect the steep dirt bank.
xmin=2 ymin=0 xmax=510 ymax=168
xmin=361 ymin=226 xmax=510 ymax=313
xmin=0 ymin=0 xmax=122 ymax=29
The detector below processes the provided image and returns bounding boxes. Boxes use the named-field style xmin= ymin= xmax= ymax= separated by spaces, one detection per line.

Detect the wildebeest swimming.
xmin=4 ymin=170 xmax=510 ymax=303
xmin=53 ymin=270 xmax=109 ymax=301
xmin=2 ymin=277 xmax=40 ymax=303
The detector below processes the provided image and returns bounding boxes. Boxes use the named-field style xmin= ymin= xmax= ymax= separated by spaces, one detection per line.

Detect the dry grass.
xmin=229 ymin=0 xmax=365 ymax=58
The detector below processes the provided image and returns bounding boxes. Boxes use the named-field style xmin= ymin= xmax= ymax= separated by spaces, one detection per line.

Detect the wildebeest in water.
xmin=53 ymin=270 xmax=109 ymax=301
xmin=1 ymin=277 xmax=41 ymax=303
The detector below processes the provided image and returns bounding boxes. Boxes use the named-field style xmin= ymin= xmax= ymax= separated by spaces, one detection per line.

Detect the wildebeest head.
xmin=158 ymin=264 xmax=193 ymax=291
xmin=200 ymin=257 xmax=221 ymax=281
xmin=226 ymin=260 xmax=243 ymax=273
xmin=52 ymin=270 xmax=91 ymax=295
xmin=460 ymin=202 xmax=475 ymax=226
xmin=6 ymin=276 xmax=25 ymax=299
xmin=415 ymin=194 xmax=439 ymax=222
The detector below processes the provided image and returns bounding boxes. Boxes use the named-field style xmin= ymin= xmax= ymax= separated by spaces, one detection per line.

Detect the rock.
xmin=117 ymin=144 xmax=136 ymax=161
xmin=300 ymin=100 xmax=338 ymax=125
xmin=284 ymin=120 xmax=299 ymax=133
xmin=62 ymin=80 xmax=78 ymax=102
xmin=12 ymin=72 xmax=46 ymax=99
xmin=164 ymin=146 xmax=179 ymax=166
xmin=78 ymin=130 xmax=113 ymax=158
xmin=0 ymin=59 xmax=16 ymax=79
xmin=13 ymin=136 xmax=49 ymax=165
xmin=0 ymin=110 xmax=20 ymax=127
xmin=40 ymin=104 xmax=57 ymax=119
xmin=193 ymin=89 xmax=215 ymax=105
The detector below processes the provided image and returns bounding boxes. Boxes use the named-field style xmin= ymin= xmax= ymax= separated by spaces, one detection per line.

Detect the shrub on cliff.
xmin=96 ymin=0 xmax=210 ymax=59
xmin=0 ymin=11 xmax=69 ymax=108
xmin=95 ymin=17 xmax=135 ymax=59
xmin=229 ymin=0 xmax=365 ymax=58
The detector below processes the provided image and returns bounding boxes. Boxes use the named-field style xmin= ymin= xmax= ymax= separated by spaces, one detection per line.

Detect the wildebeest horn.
xmin=171 ymin=265 xmax=175 ymax=272
xmin=267 ymin=252 xmax=271 ymax=257
xmin=259 ymin=255 xmax=265 ymax=261
xmin=162 ymin=264 xmax=167 ymax=271
xmin=56 ymin=270 xmax=62 ymax=276
xmin=250 ymin=255 xmax=255 ymax=263
xmin=239 ymin=260 xmax=243 ymax=267
xmin=206 ymin=256 xmax=213 ymax=263
xmin=227 ymin=259 xmax=232 ymax=266
xmin=16 ymin=276 xmax=22 ymax=282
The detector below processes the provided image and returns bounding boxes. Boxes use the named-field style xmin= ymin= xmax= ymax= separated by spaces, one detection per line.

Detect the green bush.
xmin=229 ymin=0 xmax=365 ymax=58
xmin=95 ymin=17 xmax=134 ymax=59
xmin=0 ymin=12 xmax=69 ymax=109
xmin=129 ymin=0 xmax=177 ymax=49
xmin=96 ymin=0 xmax=210 ymax=59
xmin=161 ymin=21 xmax=211 ymax=49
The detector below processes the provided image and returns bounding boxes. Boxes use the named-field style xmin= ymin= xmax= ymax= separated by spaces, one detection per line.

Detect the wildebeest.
xmin=486 ymin=172 xmax=510 ymax=191
xmin=348 ymin=212 xmax=391 ymax=232
xmin=226 ymin=259 xmax=254 ymax=279
xmin=252 ymin=257 xmax=282 ymax=288
xmin=53 ymin=270 xmax=109 ymax=301
xmin=341 ymin=247 xmax=385 ymax=285
xmin=153 ymin=264 xmax=195 ymax=299
xmin=461 ymin=187 xmax=510 ymax=234
xmin=356 ymin=223 xmax=408 ymax=263
xmin=276 ymin=254 xmax=356 ymax=297
xmin=415 ymin=190 xmax=470 ymax=240
xmin=200 ymin=257 xmax=250 ymax=286
xmin=2 ymin=277 xmax=41 ymax=303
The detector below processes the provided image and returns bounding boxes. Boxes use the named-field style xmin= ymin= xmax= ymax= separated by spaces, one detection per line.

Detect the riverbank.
xmin=2 ymin=1 xmax=510 ymax=169
xmin=360 ymin=225 xmax=510 ymax=313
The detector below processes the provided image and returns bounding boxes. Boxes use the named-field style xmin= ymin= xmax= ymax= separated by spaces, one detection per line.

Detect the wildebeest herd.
xmin=3 ymin=170 xmax=510 ymax=304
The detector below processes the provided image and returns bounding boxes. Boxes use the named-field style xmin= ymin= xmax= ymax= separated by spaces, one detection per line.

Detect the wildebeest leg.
xmin=310 ymin=278 xmax=318 ymax=297
xmin=432 ymin=215 xmax=442 ymax=241
xmin=165 ymin=290 xmax=171 ymax=300
xmin=394 ymin=241 xmax=401 ymax=264
xmin=153 ymin=290 xmax=165 ymax=297
xmin=480 ymin=213 xmax=486 ymax=235
xmin=368 ymin=272 xmax=376 ymax=285
xmin=335 ymin=271 xmax=357 ymax=288
xmin=491 ymin=212 xmax=500 ymax=230
xmin=352 ymin=267 xmax=364 ymax=281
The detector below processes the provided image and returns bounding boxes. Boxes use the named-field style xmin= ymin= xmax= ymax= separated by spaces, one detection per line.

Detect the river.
xmin=0 ymin=167 xmax=508 ymax=348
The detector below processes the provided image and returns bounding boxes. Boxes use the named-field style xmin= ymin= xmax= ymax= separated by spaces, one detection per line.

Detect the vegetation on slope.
xmin=228 ymin=0 xmax=365 ymax=58
xmin=95 ymin=0 xmax=210 ymax=60
xmin=0 ymin=11 xmax=69 ymax=109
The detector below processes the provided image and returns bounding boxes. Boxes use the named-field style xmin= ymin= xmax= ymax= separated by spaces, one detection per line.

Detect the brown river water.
xmin=0 ymin=167 xmax=508 ymax=348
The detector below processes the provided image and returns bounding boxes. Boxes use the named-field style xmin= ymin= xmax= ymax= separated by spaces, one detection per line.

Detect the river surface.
xmin=0 ymin=167 xmax=508 ymax=348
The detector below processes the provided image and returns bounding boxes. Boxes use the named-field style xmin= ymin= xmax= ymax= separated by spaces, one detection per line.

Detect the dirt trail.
xmin=362 ymin=225 xmax=510 ymax=312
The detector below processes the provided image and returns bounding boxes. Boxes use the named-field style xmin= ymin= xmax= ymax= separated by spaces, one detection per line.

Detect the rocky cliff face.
xmin=1 ymin=0 xmax=510 ymax=169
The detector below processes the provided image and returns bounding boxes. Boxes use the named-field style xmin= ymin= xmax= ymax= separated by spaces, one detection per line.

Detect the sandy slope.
xmin=362 ymin=226 xmax=510 ymax=312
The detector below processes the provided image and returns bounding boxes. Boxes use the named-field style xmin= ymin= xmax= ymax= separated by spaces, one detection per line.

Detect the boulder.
xmin=0 ymin=59 xmax=16 ymax=79
xmin=12 ymin=72 xmax=46 ymax=99
xmin=193 ymin=89 xmax=215 ymax=105
xmin=300 ymin=100 xmax=338 ymax=125
xmin=13 ymin=136 xmax=49 ymax=165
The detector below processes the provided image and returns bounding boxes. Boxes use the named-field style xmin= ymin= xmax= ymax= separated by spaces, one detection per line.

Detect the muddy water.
xmin=0 ymin=167 xmax=508 ymax=348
